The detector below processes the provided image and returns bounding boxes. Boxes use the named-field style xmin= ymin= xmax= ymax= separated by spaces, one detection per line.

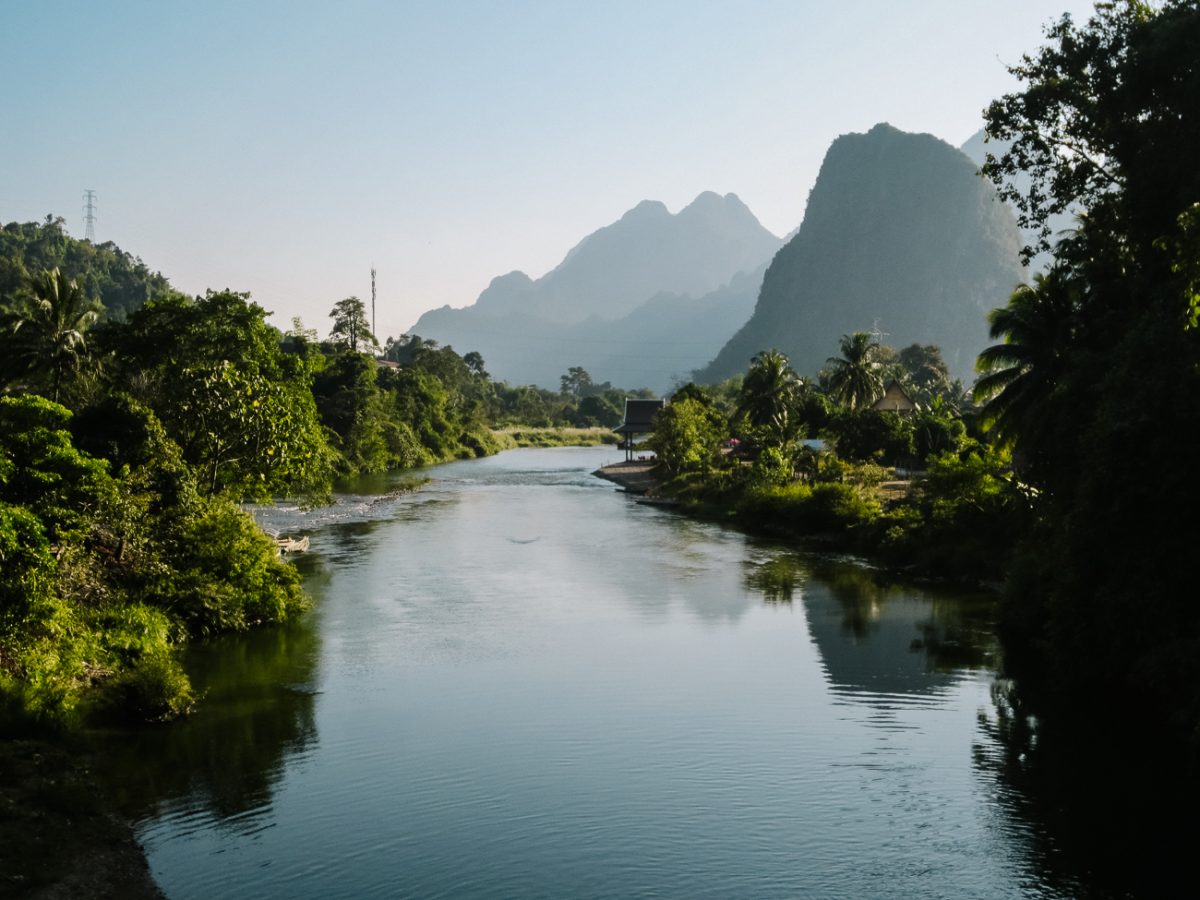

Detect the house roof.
xmin=614 ymin=398 xmax=666 ymax=434
xmin=872 ymin=380 xmax=916 ymax=412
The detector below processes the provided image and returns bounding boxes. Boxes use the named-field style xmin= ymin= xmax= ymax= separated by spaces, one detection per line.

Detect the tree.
xmin=328 ymin=297 xmax=378 ymax=353
xmin=560 ymin=366 xmax=593 ymax=398
xmin=897 ymin=344 xmax=952 ymax=405
xmin=734 ymin=350 xmax=804 ymax=445
xmin=973 ymin=267 xmax=1081 ymax=455
xmin=977 ymin=0 xmax=1200 ymax=764
xmin=104 ymin=289 xmax=284 ymax=384
xmin=0 ymin=268 xmax=102 ymax=402
xmin=0 ymin=218 xmax=174 ymax=324
xmin=573 ymin=394 xmax=622 ymax=428
xmin=170 ymin=362 xmax=331 ymax=499
xmin=312 ymin=349 xmax=390 ymax=473
xmin=463 ymin=351 xmax=488 ymax=379
xmin=647 ymin=397 xmax=726 ymax=474
xmin=982 ymin=0 xmax=1200 ymax=272
xmin=824 ymin=333 xmax=883 ymax=411
xmin=0 ymin=395 xmax=112 ymax=542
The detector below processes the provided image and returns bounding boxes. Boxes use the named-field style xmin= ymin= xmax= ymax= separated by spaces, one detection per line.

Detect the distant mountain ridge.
xmin=698 ymin=123 xmax=1026 ymax=383
xmin=409 ymin=192 xmax=782 ymax=390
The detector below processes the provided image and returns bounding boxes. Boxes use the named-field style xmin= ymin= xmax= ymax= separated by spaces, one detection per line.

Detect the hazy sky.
xmin=2 ymin=1 xmax=1096 ymax=341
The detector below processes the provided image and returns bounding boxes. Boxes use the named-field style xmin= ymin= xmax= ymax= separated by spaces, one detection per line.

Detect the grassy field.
xmin=491 ymin=427 xmax=620 ymax=448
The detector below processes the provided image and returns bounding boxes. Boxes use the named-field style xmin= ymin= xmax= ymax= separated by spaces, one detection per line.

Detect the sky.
xmin=1 ymin=0 xmax=1098 ymax=342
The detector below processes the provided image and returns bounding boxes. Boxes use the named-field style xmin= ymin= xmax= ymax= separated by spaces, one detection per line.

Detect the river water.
xmin=97 ymin=447 xmax=1105 ymax=898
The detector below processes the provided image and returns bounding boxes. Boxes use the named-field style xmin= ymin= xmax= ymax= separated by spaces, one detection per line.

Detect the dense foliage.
xmin=0 ymin=217 xmax=174 ymax=322
xmin=977 ymin=0 xmax=1200 ymax=759
xmin=646 ymin=333 xmax=1020 ymax=584
xmin=0 ymin=395 xmax=303 ymax=724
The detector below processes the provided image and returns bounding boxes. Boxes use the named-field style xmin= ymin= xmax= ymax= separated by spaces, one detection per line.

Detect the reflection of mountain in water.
xmin=756 ymin=558 xmax=995 ymax=704
xmin=804 ymin=587 xmax=961 ymax=701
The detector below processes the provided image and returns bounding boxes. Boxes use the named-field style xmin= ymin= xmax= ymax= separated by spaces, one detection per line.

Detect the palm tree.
xmin=825 ymin=332 xmax=884 ymax=410
xmin=1 ymin=268 xmax=102 ymax=402
xmin=735 ymin=349 xmax=803 ymax=445
xmin=973 ymin=267 xmax=1080 ymax=447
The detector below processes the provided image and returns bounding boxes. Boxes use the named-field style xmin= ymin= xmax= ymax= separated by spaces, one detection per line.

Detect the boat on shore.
xmin=275 ymin=535 xmax=310 ymax=554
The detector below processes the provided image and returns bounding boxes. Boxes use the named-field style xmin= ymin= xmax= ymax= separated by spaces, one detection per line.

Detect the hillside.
xmin=0 ymin=217 xmax=174 ymax=320
xmin=697 ymin=124 xmax=1026 ymax=383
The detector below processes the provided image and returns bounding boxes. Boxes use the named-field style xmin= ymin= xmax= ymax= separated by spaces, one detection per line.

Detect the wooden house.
xmin=614 ymin=398 xmax=666 ymax=461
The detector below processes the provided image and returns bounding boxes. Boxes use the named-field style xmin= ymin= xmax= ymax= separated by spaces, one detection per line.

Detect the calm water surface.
xmin=100 ymin=447 xmax=1090 ymax=898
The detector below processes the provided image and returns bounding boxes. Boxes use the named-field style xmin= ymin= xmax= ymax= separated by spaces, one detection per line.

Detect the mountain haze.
xmin=698 ymin=123 xmax=1025 ymax=383
xmin=409 ymin=193 xmax=781 ymax=390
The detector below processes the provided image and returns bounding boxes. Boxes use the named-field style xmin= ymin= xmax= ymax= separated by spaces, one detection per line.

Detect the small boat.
xmin=275 ymin=535 xmax=310 ymax=554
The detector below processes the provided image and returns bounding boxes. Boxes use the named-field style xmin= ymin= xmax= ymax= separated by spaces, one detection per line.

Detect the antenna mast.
xmin=371 ymin=266 xmax=377 ymax=341
xmin=83 ymin=190 xmax=97 ymax=241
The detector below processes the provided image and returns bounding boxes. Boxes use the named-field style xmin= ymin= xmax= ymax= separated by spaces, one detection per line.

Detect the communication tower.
xmin=371 ymin=266 xmax=377 ymax=339
xmin=83 ymin=190 xmax=97 ymax=241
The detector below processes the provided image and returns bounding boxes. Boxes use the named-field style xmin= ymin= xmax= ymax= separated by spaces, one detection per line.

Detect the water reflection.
xmin=93 ymin=619 xmax=320 ymax=831
xmin=743 ymin=553 xmax=997 ymax=703
xmin=974 ymin=678 xmax=1200 ymax=899
xmin=744 ymin=555 xmax=804 ymax=605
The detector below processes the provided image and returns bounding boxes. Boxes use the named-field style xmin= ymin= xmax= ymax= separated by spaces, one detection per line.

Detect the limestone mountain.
xmin=409 ymin=192 xmax=781 ymax=389
xmin=697 ymin=123 xmax=1026 ymax=383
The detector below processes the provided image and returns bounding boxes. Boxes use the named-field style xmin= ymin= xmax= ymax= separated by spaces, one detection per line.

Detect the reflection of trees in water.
xmin=975 ymin=679 xmax=1200 ymax=899
xmin=911 ymin=595 xmax=997 ymax=673
xmin=744 ymin=556 xmax=806 ymax=605
xmin=94 ymin=618 xmax=320 ymax=829
xmin=807 ymin=557 xmax=996 ymax=672
xmin=749 ymin=554 xmax=998 ymax=700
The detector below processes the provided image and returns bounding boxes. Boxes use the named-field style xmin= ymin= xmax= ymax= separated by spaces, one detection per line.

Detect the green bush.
xmin=750 ymin=446 xmax=792 ymax=487
xmin=94 ymin=649 xmax=195 ymax=722
xmin=805 ymin=482 xmax=880 ymax=531
xmin=0 ymin=503 xmax=55 ymax=632
xmin=737 ymin=480 xmax=879 ymax=535
xmin=167 ymin=498 xmax=306 ymax=636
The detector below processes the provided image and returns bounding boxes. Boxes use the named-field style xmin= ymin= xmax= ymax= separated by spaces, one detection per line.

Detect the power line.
xmin=82 ymin=190 xmax=97 ymax=241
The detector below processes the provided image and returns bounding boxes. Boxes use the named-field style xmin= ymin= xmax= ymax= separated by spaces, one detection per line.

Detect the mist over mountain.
xmin=698 ymin=123 xmax=1026 ymax=383
xmin=409 ymin=192 xmax=781 ymax=390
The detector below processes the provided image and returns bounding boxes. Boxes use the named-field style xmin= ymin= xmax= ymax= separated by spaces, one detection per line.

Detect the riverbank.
xmin=593 ymin=460 xmax=661 ymax=494
xmin=0 ymin=739 xmax=163 ymax=899
xmin=594 ymin=455 xmax=1017 ymax=587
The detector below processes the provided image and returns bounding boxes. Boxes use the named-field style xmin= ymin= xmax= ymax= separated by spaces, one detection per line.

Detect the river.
xmin=94 ymin=446 xmax=1115 ymax=898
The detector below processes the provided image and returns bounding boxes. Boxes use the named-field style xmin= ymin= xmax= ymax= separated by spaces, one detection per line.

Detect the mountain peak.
xmin=408 ymin=191 xmax=784 ymax=386
xmin=679 ymin=191 xmax=753 ymax=217
xmin=621 ymin=199 xmax=670 ymax=221
xmin=698 ymin=123 xmax=1024 ymax=383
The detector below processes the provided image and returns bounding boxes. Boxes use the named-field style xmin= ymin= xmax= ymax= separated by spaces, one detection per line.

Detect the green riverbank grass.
xmin=492 ymin=426 xmax=619 ymax=448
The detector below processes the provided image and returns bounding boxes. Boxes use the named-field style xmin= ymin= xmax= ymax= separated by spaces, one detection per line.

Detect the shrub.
xmin=166 ymin=498 xmax=306 ymax=636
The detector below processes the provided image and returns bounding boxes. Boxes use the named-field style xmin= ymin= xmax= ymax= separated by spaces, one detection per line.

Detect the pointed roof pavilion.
xmin=614 ymin=398 xmax=666 ymax=461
